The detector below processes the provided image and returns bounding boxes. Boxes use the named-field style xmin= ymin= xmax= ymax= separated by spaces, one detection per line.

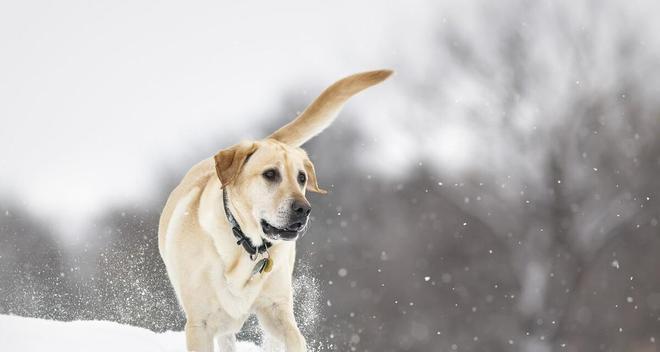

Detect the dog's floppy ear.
xmin=214 ymin=142 xmax=258 ymax=188
xmin=303 ymin=158 xmax=327 ymax=194
xmin=269 ymin=69 xmax=393 ymax=147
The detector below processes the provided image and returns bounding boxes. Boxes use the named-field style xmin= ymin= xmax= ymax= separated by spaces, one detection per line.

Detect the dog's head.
xmin=214 ymin=70 xmax=392 ymax=242
xmin=215 ymin=139 xmax=325 ymax=241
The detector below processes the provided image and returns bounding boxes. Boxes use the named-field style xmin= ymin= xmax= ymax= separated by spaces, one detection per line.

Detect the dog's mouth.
xmin=260 ymin=219 xmax=301 ymax=241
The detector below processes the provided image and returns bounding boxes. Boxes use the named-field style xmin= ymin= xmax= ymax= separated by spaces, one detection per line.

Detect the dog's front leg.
xmin=185 ymin=320 xmax=213 ymax=352
xmin=216 ymin=333 xmax=237 ymax=352
xmin=256 ymin=302 xmax=306 ymax=352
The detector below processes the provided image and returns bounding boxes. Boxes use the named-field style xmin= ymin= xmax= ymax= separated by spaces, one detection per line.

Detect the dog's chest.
xmin=214 ymin=247 xmax=292 ymax=317
xmin=205 ymin=265 xmax=268 ymax=318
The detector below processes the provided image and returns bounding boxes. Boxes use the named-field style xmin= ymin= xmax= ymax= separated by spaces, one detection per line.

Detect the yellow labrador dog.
xmin=158 ymin=70 xmax=392 ymax=352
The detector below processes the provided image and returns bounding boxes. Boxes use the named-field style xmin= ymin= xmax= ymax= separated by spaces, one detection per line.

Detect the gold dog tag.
xmin=263 ymin=258 xmax=273 ymax=273
xmin=251 ymin=258 xmax=273 ymax=275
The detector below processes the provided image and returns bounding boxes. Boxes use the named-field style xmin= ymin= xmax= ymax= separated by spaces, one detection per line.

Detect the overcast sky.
xmin=0 ymin=0 xmax=439 ymax=233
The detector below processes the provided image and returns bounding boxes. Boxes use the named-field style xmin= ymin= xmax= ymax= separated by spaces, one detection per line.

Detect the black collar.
xmin=222 ymin=190 xmax=272 ymax=258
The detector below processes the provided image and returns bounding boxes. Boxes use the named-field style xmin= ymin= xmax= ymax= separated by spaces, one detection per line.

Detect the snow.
xmin=0 ymin=315 xmax=261 ymax=352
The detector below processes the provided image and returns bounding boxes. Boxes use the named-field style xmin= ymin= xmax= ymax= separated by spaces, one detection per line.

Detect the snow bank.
xmin=0 ymin=315 xmax=261 ymax=352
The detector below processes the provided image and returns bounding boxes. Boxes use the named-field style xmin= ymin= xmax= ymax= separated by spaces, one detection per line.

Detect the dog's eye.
xmin=298 ymin=172 xmax=306 ymax=184
xmin=262 ymin=169 xmax=280 ymax=182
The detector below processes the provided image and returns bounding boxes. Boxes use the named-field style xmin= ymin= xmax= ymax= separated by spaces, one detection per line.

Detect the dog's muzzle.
xmin=261 ymin=199 xmax=311 ymax=241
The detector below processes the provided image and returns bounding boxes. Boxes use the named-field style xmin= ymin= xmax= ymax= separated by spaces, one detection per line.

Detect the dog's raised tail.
xmin=268 ymin=69 xmax=393 ymax=147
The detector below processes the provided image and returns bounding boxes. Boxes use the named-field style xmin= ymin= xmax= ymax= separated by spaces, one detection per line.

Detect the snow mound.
xmin=0 ymin=315 xmax=261 ymax=352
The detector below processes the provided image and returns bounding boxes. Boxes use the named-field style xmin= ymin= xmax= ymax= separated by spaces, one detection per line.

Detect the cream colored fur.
xmin=158 ymin=70 xmax=392 ymax=352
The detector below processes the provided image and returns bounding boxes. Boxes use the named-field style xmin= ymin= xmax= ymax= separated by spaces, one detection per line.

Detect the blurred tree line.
xmin=2 ymin=105 xmax=659 ymax=352
xmin=2 ymin=1 xmax=660 ymax=351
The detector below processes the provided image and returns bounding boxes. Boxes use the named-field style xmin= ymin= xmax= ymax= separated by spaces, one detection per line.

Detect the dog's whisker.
xmin=300 ymin=218 xmax=313 ymax=238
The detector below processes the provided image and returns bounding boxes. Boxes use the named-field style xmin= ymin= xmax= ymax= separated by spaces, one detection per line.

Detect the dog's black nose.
xmin=291 ymin=199 xmax=311 ymax=216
